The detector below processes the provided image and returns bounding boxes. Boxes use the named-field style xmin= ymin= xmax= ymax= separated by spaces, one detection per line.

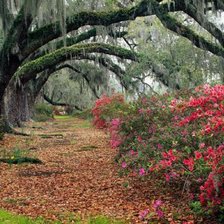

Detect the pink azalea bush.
xmin=91 ymin=93 xmax=130 ymax=148
xmin=91 ymin=93 xmax=126 ymax=129
xmin=119 ymin=85 xmax=223 ymax=218
xmin=92 ymin=85 xmax=224 ymax=220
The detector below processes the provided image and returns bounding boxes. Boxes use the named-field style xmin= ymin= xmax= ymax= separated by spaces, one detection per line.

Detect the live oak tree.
xmin=124 ymin=15 xmax=224 ymax=91
xmin=0 ymin=0 xmax=223 ymax=128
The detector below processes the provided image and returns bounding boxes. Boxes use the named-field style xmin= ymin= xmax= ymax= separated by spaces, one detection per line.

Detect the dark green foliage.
xmin=33 ymin=103 xmax=53 ymax=122
xmin=0 ymin=157 xmax=42 ymax=164
xmin=72 ymin=109 xmax=93 ymax=120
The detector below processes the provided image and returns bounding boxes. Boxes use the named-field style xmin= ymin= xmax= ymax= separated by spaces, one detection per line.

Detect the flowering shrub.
xmin=91 ymin=93 xmax=132 ymax=148
xmin=91 ymin=94 xmax=126 ymax=129
xmin=111 ymin=85 xmax=224 ymax=218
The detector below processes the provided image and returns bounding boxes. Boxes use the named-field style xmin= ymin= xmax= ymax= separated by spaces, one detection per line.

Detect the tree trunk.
xmin=4 ymin=81 xmax=33 ymax=127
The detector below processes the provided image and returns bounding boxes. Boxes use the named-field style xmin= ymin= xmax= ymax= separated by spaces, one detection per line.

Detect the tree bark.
xmin=3 ymin=81 xmax=33 ymax=126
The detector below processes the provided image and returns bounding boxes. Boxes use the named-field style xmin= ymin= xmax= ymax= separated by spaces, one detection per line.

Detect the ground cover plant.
xmin=0 ymin=209 xmax=52 ymax=224
xmin=0 ymin=209 xmax=124 ymax=224
xmin=92 ymin=84 xmax=224 ymax=222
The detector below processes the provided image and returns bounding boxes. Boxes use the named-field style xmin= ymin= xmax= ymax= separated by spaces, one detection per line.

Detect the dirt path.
xmin=0 ymin=117 xmax=194 ymax=223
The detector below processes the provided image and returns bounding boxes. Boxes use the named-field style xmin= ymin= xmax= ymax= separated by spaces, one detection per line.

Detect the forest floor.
xmin=0 ymin=116 xmax=203 ymax=223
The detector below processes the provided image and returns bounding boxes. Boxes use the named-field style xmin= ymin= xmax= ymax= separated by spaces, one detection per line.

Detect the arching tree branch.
xmin=181 ymin=2 xmax=224 ymax=47
xmin=43 ymin=94 xmax=82 ymax=111
xmin=16 ymin=42 xmax=138 ymax=83
xmin=156 ymin=11 xmax=224 ymax=58
xmin=56 ymin=63 xmax=100 ymax=99
xmin=29 ymin=28 xmax=128 ymax=61
xmin=20 ymin=0 xmax=179 ymax=58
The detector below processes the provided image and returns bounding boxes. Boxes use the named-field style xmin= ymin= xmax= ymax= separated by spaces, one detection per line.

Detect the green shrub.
xmin=34 ymin=103 xmax=53 ymax=117
xmin=72 ymin=109 xmax=93 ymax=120
xmin=0 ymin=147 xmax=42 ymax=165
xmin=33 ymin=114 xmax=52 ymax=122
xmin=33 ymin=103 xmax=53 ymax=122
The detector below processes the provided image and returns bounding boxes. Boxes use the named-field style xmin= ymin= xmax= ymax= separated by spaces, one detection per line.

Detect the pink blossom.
xmin=130 ymin=149 xmax=136 ymax=156
xmin=174 ymin=115 xmax=179 ymax=120
xmin=139 ymin=168 xmax=146 ymax=176
xmin=153 ymin=199 xmax=162 ymax=209
xmin=165 ymin=173 xmax=170 ymax=182
xmin=156 ymin=209 xmax=164 ymax=218
xmin=199 ymin=143 xmax=205 ymax=149
xmin=111 ymin=118 xmax=121 ymax=127
xmin=139 ymin=209 xmax=149 ymax=220
xmin=183 ymin=157 xmax=194 ymax=171
xmin=110 ymin=139 xmax=121 ymax=148
xmin=196 ymin=178 xmax=203 ymax=183
xmin=138 ymin=108 xmax=144 ymax=114
xmin=137 ymin=136 xmax=143 ymax=142
xmin=194 ymin=151 xmax=202 ymax=160
xmin=121 ymin=162 xmax=127 ymax=168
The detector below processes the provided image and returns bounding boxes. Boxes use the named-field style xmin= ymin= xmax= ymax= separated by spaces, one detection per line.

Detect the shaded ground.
xmin=0 ymin=117 xmax=199 ymax=223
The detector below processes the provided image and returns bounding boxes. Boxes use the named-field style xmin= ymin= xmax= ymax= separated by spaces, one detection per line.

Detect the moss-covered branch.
xmin=81 ymin=54 xmax=128 ymax=89
xmin=20 ymin=0 xmax=223 ymax=61
xmin=16 ymin=42 xmax=138 ymax=84
xmin=181 ymin=2 xmax=224 ymax=47
xmin=0 ymin=1 xmax=41 ymax=100
xmin=157 ymin=13 xmax=224 ymax=58
xmin=158 ymin=0 xmax=224 ymax=48
xmin=58 ymin=64 xmax=100 ymax=98
xmin=216 ymin=0 xmax=224 ymax=11
xmin=30 ymin=28 xmax=128 ymax=61
xmin=21 ymin=0 xmax=177 ymax=58
xmin=43 ymin=94 xmax=82 ymax=110
xmin=153 ymin=0 xmax=224 ymax=58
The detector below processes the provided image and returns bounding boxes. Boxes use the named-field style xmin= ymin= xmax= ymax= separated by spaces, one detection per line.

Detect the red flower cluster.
xmin=92 ymin=94 xmax=124 ymax=129
xmin=178 ymin=85 xmax=224 ymax=136
xmin=173 ymin=84 xmax=224 ymax=207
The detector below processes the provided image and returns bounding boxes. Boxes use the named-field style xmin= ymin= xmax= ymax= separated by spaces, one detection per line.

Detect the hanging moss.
xmin=156 ymin=9 xmax=224 ymax=58
xmin=23 ymin=0 xmax=159 ymax=55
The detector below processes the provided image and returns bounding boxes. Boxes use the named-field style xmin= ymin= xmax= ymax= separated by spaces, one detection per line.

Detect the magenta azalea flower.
xmin=153 ymin=199 xmax=162 ymax=209
xmin=139 ymin=209 xmax=149 ymax=220
xmin=139 ymin=168 xmax=145 ymax=176
xmin=121 ymin=162 xmax=127 ymax=168
xmin=156 ymin=209 xmax=164 ymax=218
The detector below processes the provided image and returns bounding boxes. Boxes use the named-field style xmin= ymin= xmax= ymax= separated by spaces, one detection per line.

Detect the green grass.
xmin=0 ymin=210 xmax=125 ymax=224
xmin=54 ymin=115 xmax=92 ymax=128
xmin=73 ymin=120 xmax=92 ymax=129
xmin=86 ymin=216 xmax=124 ymax=224
xmin=0 ymin=209 xmax=55 ymax=224
xmin=78 ymin=145 xmax=98 ymax=152
xmin=54 ymin=115 xmax=72 ymax=120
